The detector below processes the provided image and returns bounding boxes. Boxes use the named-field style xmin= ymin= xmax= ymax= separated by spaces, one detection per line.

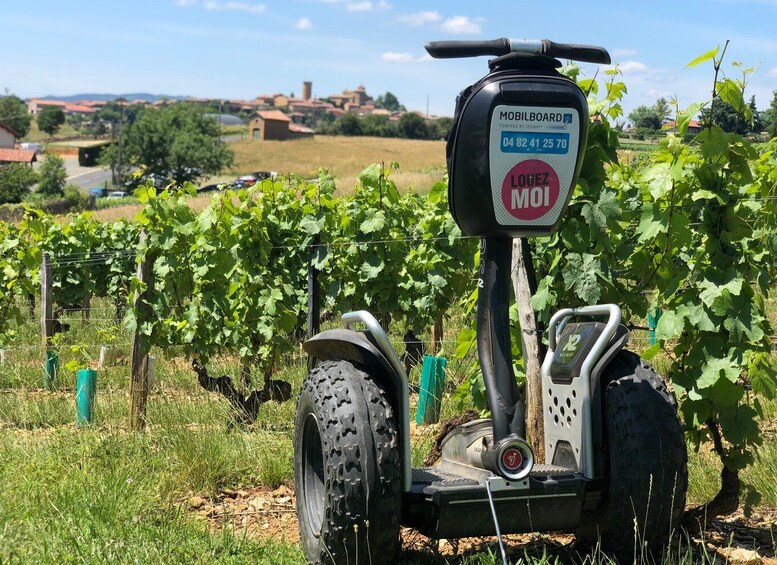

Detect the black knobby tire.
xmin=294 ymin=360 xmax=401 ymax=565
xmin=576 ymin=351 xmax=688 ymax=562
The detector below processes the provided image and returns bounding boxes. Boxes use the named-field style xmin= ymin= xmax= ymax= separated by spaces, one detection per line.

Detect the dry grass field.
xmin=229 ymin=135 xmax=446 ymax=192
xmin=91 ymin=135 xmax=447 ymax=221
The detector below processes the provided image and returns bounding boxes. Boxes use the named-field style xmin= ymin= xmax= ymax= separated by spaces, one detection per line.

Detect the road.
xmin=67 ymin=167 xmax=112 ymax=190
xmin=57 ymin=156 xmax=111 ymax=190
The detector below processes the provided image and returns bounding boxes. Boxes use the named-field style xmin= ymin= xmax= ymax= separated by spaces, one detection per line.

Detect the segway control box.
xmin=447 ymin=62 xmax=589 ymax=238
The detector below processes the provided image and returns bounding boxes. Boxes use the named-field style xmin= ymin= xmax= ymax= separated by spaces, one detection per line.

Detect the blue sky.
xmin=3 ymin=0 xmax=777 ymax=120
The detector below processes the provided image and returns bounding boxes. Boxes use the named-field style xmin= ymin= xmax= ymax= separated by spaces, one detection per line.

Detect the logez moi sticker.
xmin=501 ymin=159 xmax=560 ymax=221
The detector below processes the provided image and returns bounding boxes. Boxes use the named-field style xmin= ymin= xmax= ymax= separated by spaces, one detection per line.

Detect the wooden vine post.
xmin=511 ymin=238 xmax=545 ymax=462
xmin=41 ymin=252 xmax=55 ymax=390
xmin=130 ymin=232 xmax=155 ymax=430
xmin=430 ymin=314 xmax=443 ymax=356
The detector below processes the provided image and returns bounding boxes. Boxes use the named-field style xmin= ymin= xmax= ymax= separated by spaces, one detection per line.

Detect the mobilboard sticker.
xmin=489 ymin=105 xmax=580 ymax=230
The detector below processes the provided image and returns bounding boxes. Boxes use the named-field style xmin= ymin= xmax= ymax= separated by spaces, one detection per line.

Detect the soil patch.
xmin=192 ymin=486 xmax=776 ymax=563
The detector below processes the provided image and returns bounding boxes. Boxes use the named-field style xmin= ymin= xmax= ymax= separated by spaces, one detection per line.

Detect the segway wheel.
xmin=294 ymin=360 xmax=401 ymax=565
xmin=576 ymin=351 xmax=687 ymax=562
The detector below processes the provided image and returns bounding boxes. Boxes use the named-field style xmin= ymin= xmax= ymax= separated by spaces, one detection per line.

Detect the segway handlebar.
xmin=424 ymin=38 xmax=611 ymax=65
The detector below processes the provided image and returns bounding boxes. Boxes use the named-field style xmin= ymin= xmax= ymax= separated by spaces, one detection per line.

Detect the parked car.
xmin=88 ymin=187 xmax=108 ymax=199
xmin=20 ymin=142 xmax=44 ymax=155
xmin=107 ymin=191 xmax=129 ymax=199
xmin=251 ymin=171 xmax=277 ymax=181
xmin=231 ymin=175 xmax=258 ymax=189
xmin=197 ymin=183 xmax=226 ymax=194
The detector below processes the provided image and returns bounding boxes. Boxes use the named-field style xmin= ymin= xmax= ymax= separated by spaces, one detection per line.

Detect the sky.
xmin=3 ymin=0 xmax=777 ymax=120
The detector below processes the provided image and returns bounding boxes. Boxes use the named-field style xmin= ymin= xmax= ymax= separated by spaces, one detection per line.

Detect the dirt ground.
xmin=189 ymin=486 xmax=777 ymax=564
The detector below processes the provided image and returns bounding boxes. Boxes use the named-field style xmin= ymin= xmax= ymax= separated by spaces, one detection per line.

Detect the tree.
xmin=397 ymin=112 xmax=429 ymax=139
xmin=107 ymin=103 xmax=233 ymax=184
xmin=37 ymin=106 xmax=66 ymax=137
xmin=336 ymin=112 xmax=362 ymax=136
xmin=652 ymin=97 xmax=671 ymax=123
xmin=375 ymin=92 xmax=403 ymax=112
xmin=628 ymin=105 xmax=661 ymax=130
xmin=37 ymin=153 xmax=67 ymax=197
xmin=763 ymin=91 xmax=777 ymax=138
xmin=700 ymin=98 xmax=749 ymax=135
xmin=749 ymin=96 xmax=763 ymax=134
xmin=361 ymin=114 xmax=395 ymax=137
xmin=428 ymin=116 xmax=453 ymax=140
xmin=0 ymin=164 xmax=37 ymax=204
xmin=0 ymin=95 xmax=32 ymax=138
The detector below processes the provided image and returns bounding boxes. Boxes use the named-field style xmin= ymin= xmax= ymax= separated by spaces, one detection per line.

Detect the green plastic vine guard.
xmin=415 ymin=355 xmax=447 ymax=425
xmin=44 ymin=350 xmax=59 ymax=391
xmin=647 ymin=309 xmax=662 ymax=346
xmin=76 ymin=369 xmax=97 ymax=426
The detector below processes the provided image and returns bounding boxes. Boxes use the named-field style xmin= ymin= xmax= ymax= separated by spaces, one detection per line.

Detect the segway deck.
xmin=403 ymin=465 xmax=590 ymax=538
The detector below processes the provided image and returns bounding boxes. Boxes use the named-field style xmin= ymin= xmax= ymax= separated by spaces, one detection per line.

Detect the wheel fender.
xmin=303 ymin=328 xmax=412 ymax=491
xmin=588 ymin=324 xmax=630 ymax=478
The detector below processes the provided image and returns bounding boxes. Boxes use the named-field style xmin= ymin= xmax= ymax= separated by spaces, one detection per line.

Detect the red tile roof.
xmin=663 ymin=120 xmax=703 ymax=129
xmin=288 ymin=123 xmax=314 ymax=134
xmin=257 ymin=111 xmax=291 ymax=122
xmin=65 ymin=104 xmax=96 ymax=114
xmin=0 ymin=149 xmax=37 ymax=163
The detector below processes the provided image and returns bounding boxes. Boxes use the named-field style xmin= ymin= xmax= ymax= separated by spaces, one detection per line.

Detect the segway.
xmin=294 ymin=38 xmax=687 ymax=564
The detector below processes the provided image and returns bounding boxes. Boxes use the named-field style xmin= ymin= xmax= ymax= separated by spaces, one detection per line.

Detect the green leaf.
xmin=530 ymin=276 xmax=556 ymax=312
xmin=358 ymin=163 xmax=382 ymax=189
xmin=359 ymin=255 xmax=384 ymax=280
xmin=300 ymin=215 xmax=324 ymax=235
xmin=723 ymin=296 xmax=765 ymax=342
xmin=581 ymin=190 xmax=620 ymax=231
xmin=359 ymin=211 xmax=386 ymax=234
xmin=697 ymin=357 xmax=739 ymax=390
xmin=562 ymin=253 xmax=602 ymax=304
xmin=749 ymin=363 xmax=777 ymax=399
xmin=685 ymin=46 xmax=718 ymax=69
xmin=641 ymin=343 xmax=661 ymax=361
xmin=677 ymin=102 xmax=705 ymax=137
xmin=636 ymin=203 xmax=666 ymax=243
xmin=718 ymin=404 xmax=760 ymax=445
xmin=655 ymin=310 xmax=684 ymax=340
xmin=642 ymin=163 xmax=673 ymax=199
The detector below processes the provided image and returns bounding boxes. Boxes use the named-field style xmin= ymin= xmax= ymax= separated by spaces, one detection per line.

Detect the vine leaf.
xmin=562 ymin=253 xmax=602 ymax=304
xmin=685 ymin=46 xmax=718 ymax=69
xmin=655 ymin=310 xmax=684 ymax=340
xmin=698 ymin=356 xmax=739 ymax=390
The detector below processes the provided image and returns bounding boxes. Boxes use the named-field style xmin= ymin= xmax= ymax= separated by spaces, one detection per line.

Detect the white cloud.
xmin=441 ymin=16 xmax=482 ymax=35
xmin=175 ymin=0 xmax=197 ymax=6
xmin=381 ymin=51 xmax=415 ymax=63
xmin=377 ymin=0 xmax=392 ymax=9
xmin=295 ymin=17 xmax=313 ymax=30
xmin=612 ymin=48 xmax=637 ymax=57
xmin=203 ymin=1 xmax=266 ymax=13
xmin=617 ymin=60 xmax=650 ymax=74
xmin=648 ymin=88 xmax=671 ymax=98
xmin=768 ymin=66 xmax=777 ymax=78
xmin=346 ymin=1 xmax=372 ymax=11
xmin=397 ymin=10 xmax=441 ymax=26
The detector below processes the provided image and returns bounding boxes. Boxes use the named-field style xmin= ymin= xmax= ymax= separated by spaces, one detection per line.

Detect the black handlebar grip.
xmin=542 ymin=40 xmax=611 ymax=65
xmin=424 ymin=38 xmax=511 ymax=59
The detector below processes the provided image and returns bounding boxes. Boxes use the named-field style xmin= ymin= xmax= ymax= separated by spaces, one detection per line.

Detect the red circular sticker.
xmin=501 ymin=159 xmax=560 ymax=221
xmin=501 ymin=447 xmax=523 ymax=471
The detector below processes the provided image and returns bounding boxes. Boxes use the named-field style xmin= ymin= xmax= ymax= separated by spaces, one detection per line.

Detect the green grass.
xmin=21 ymin=121 xmax=84 ymax=143
xmin=0 ymin=298 xmax=775 ymax=564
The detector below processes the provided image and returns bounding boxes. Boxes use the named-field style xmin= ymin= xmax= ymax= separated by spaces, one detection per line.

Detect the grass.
xmin=21 ymin=121 xmax=85 ymax=144
xmin=1 ymin=300 xmax=775 ymax=564
xmin=229 ymin=134 xmax=446 ymax=191
xmin=85 ymin=135 xmax=447 ymax=221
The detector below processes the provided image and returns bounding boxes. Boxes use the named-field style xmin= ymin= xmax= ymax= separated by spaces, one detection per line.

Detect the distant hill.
xmin=39 ymin=93 xmax=188 ymax=103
